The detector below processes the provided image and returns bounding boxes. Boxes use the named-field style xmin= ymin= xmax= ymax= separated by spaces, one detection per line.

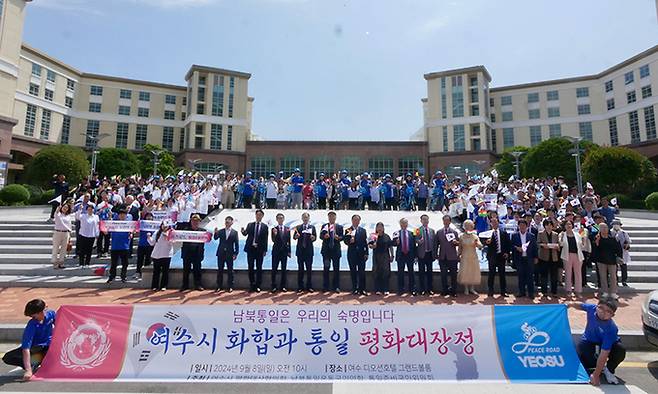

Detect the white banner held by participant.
xmin=100 ymin=220 xmax=139 ymax=233
xmin=167 ymin=230 xmax=212 ymax=243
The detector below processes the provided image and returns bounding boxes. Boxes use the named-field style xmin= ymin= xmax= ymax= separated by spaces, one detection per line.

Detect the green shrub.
xmin=645 ymin=192 xmax=658 ymax=211
xmin=34 ymin=189 xmax=55 ymax=205
xmin=22 ymin=184 xmax=43 ymax=204
xmin=0 ymin=184 xmax=30 ymax=205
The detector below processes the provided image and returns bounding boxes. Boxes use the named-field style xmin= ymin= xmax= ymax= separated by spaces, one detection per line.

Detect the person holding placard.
xmin=320 ymin=211 xmax=343 ymax=293
xmin=294 ymin=212 xmax=316 ymax=292
xmin=135 ymin=212 xmax=155 ymax=281
xmin=537 ymin=219 xmax=560 ymax=296
xmin=559 ymin=220 xmax=585 ymax=298
xmin=148 ymin=221 xmax=175 ymax=291
xmin=484 ymin=217 xmax=510 ymax=297
xmin=394 ymin=218 xmax=417 ymax=296
xmin=436 ymin=214 xmax=459 ymax=296
xmin=105 ymin=208 xmax=133 ymax=284
xmin=76 ymin=203 xmax=99 ymax=267
xmin=457 ymin=220 xmax=483 ymax=295
xmin=180 ymin=214 xmax=206 ymax=291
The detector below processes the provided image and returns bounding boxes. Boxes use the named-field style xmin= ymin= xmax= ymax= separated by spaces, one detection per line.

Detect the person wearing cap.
xmin=359 ymin=172 xmax=372 ymax=210
xmin=241 ymin=209 xmax=269 ymax=292
xmin=382 ymin=174 xmax=394 ymax=210
xmin=339 ymin=170 xmax=351 ymax=210
xmin=610 ymin=219 xmax=631 ymax=287
xmin=431 ymin=171 xmax=446 ymax=212
xmin=569 ymin=300 xmax=626 ymax=386
xmin=290 ymin=169 xmax=304 ymax=209
xmin=241 ymin=171 xmax=257 ymax=209
xmin=316 ymin=173 xmax=328 ymax=209
xmin=265 ymin=174 xmax=278 ymax=209
xmin=180 ymin=213 xmax=207 ymax=291
xmin=105 ymin=208 xmax=133 ymax=284
xmin=76 ymin=203 xmax=99 ymax=267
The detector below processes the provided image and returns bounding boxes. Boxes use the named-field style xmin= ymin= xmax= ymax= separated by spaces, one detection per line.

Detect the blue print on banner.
xmin=493 ymin=304 xmax=589 ymax=383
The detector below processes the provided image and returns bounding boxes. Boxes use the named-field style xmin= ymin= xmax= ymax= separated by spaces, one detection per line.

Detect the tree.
xmin=137 ymin=144 xmax=176 ymax=177
xmin=94 ymin=148 xmax=140 ymax=178
xmin=24 ymin=145 xmax=89 ymax=188
xmin=522 ymin=138 xmax=597 ymax=184
xmin=493 ymin=146 xmax=530 ymax=180
xmin=582 ymin=146 xmax=657 ymax=196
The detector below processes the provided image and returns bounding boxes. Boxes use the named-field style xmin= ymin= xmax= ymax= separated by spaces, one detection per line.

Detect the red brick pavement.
xmin=0 ymin=287 xmax=645 ymax=331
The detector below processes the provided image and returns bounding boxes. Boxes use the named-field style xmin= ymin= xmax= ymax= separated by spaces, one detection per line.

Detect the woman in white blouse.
xmin=558 ymin=220 xmax=585 ymax=297
xmin=148 ymin=221 xmax=175 ymax=291
xmin=76 ymin=203 xmax=99 ymax=267
xmin=52 ymin=201 xmax=73 ymax=269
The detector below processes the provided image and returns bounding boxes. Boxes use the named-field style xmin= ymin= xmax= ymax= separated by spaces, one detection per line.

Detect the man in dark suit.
xmin=485 ymin=217 xmax=510 ymax=297
xmin=294 ymin=212 xmax=316 ymax=292
xmin=320 ymin=211 xmax=343 ymax=293
xmin=271 ymin=213 xmax=291 ymax=292
xmin=436 ymin=214 xmax=460 ymax=296
xmin=213 ymin=216 xmax=238 ymax=292
xmin=393 ymin=218 xmax=417 ymax=295
xmin=180 ymin=214 xmax=206 ymax=291
xmin=416 ymin=214 xmax=437 ymax=295
xmin=511 ymin=219 xmax=538 ymax=298
xmin=344 ymin=214 xmax=368 ymax=295
xmin=241 ymin=209 xmax=268 ymax=292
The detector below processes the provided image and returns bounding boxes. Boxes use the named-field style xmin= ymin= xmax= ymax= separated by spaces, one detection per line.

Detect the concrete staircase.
xmin=0 ymin=220 xmax=141 ymax=288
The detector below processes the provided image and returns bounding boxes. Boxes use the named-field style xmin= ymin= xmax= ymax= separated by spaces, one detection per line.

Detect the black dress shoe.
xmin=228 ymin=288 xmax=233 ymax=293
xmin=352 ymin=290 xmax=358 ymax=295
xmin=501 ymin=292 xmax=508 ymax=297
xmin=297 ymin=289 xmax=304 ymax=294
xmin=487 ymin=291 xmax=494 ymax=296
xmin=428 ymin=290 xmax=435 ymax=295
xmin=516 ymin=293 xmax=526 ymax=298
xmin=281 ymin=287 xmax=287 ymax=292
xmin=308 ymin=288 xmax=314 ymax=293
xmin=441 ymin=291 xmax=448 ymax=296
xmin=195 ymin=286 xmax=204 ymax=291
xmin=334 ymin=288 xmax=340 ymax=293
xmin=179 ymin=287 xmax=189 ymax=292
xmin=215 ymin=287 xmax=221 ymax=293
xmin=412 ymin=291 xmax=418 ymax=296
xmin=360 ymin=290 xmax=368 ymax=296
xmin=255 ymin=287 xmax=261 ymax=293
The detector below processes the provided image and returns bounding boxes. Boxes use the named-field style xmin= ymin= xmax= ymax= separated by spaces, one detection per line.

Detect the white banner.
xmin=100 ymin=220 xmax=139 ymax=233
xmin=139 ymin=220 xmax=161 ymax=232
xmin=167 ymin=230 xmax=212 ymax=243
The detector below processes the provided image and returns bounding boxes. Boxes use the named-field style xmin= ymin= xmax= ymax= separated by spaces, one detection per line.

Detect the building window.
xmin=440 ymin=77 xmax=447 ymax=119
xmin=472 ymin=139 xmax=481 ymax=151
xmin=452 ymin=85 xmax=464 ymax=118
xmin=66 ymin=79 xmax=75 ymax=91
xmin=46 ymin=69 xmax=56 ymax=83
xmin=182 ymin=97 xmax=187 ymax=106
xmin=162 ymin=126 xmax=174 ymax=151
xmin=65 ymin=97 xmax=73 ymax=108
xmin=199 ymin=75 xmax=206 ymax=86
xmin=576 ymin=87 xmax=589 ymax=98
xmin=44 ymin=89 xmax=53 ymax=101
xmin=309 ymin=156 xmax=335 ymax=177
xmin=549 ymin=124 xmax=561 ymax=138
xmin=503 ymin=127 xmax=514 ymax=148
xmin=120 ymin=89 xmax=132 ymax=99
xmin=453 ymin=125 xmax=465 ymax=151
xmin=577 ymin=104 xmax=590 ymax=115
xmin=489 ymin=97 xmax=494 ymax=107
xmin=548 ymin=107 xmax=560 ymax=117
xmin=624 ymin=71 xmax=634 ymax=85
xmin=210 ymin=124 xmax=222 ymax=150
xmin=88 ymin=102 xmax=101 ymax=113
xmin=196 ymin=135 xmax=206 ymax=151
xmin=442 ymin=126 xmax=448 ymax=152
xmin=340 ymin=156 xmax=363 ymax=176
xmin=490 ymin=128 xmax=497 ymax=151
xmin=196 ymin=103 xmax=204 ymax=115
xmin=181 ymin=112 xmax=186 ymax=120
xmin=24 ymin=104 xmax=37 ymax=136
xmin=529 ymin=125 xmax=541 ymax=146
xmin=31 ymin=63 xmax=41 ymax=77
xmin=197 ymin=86 xmax=206 ymax=103
xmin=118 ymin=105 xmax=130 ymax=115
xmin=228 ymin=77 xmax=235 ymax=118
xmin=642 ymin=85 xmax=652 ymax=99
xmin=139 ymin=91 xmax=150 ymax=101
xmin=116 ymin=123 xmax=128 ymax=149
xmin=471 ymin=105 xmax=479 ymax=116
xmin=502 ymin=111 xmax=513 ymax=121
xmin=135 ymin=124 xmax=147 ymax=150
xmin=164 ymin=110 xmax=175 ymax=120
xmin=90 ymin=85 xmax=103 ymax=96
xmin=471 ymin=124 xmax=480 ymax=136
xmin=490 ymin=113 xmax=496 ymax=123
xmin=501 ymin=96 xmax=512 ymax=106
xmin=640 ymin=65 xmax=650 ymax=79
xmin=645 ymin=106 xmax=656 ymax=140
xmin=627 ymin=91 xmax=636 ymax=104
xmin=212 ymin=75 xmax=224 ymax=117
xmin=606 ymin=98 xmax=615 ymax=111
xmin=528 ymin=109 xmax=540 ymax=119
xmin=629 ymin=111 xmax=640 ymax=143
xmin=608 ymin=117 xmax=618 ymax=146
xmin=546 ymin=90 xmax=559 ymax=101
xmin=367 ymin=157 xmax=393 ymax=179
xmin=185 ymin=125 xmax=191 ymax=149
xmin=39 ymin=109 xmax=51 ymax=140
xmin=138 ymin=107 xmax=149 ymax=117
xmin=165 ymin=95 xmax=176 ymax=105
xmin=527 ymin=92 xmax=539 ymax=103
xmin=280 ymin=156 xmax=305 ymax=177
xmin=398 ymin=156 xmax=423 ymax=177
xmin=605 ymin=80 xmax=613 ymax=92
xmin=251 ymin=156 xmax=276 ymax=179
xmin=179 ymin=128 xmax=185 ymax=150
xmin=85 ymin=120 xmax=100 ymax=149
xmin=28 ymin=83 xmax=39 ymax=96
xmin=60 ymin=115 xmax=71 ymax=144
xmin=227 ymin=125 xmax=233 ymax=150
xmin=579 ymin=122 xmax=593 ymax=142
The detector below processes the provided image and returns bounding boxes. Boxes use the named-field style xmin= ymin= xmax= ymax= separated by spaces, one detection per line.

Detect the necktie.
xmin=402 ymin=231 xmax=408 ymax=254
xmin=329 ymin=224 xmax=334 ymax=247
xmin=279 ymin=225 xmax=283 ymax=241
xmin=303 ymin=224 xmax=308 ymax=248
xmin=254 ymin=223 xmax=260 ymax=247
xmin=425 ymin=227 xmax=430 ymax=252
xmin=495 ymin=230 xmax=501 ymax=253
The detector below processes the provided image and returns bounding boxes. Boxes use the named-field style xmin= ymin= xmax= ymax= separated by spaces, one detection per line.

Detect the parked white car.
xmin=641 ymin=290 xmax=658 ymax=347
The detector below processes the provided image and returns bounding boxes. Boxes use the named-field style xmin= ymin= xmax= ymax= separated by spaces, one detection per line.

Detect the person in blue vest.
xmin=416 ymin=178 xmax=429 ymax=211
xmin=339 ymin=170 xmax=351 ymax=210
xmin=316 ymin=173 xmax=328 ymax=209
xmin=135 ymin=211 xmax=154 ymax=281
xmin=106 ymin=208 xmax=133 ymax=284
xmin=241 ymin=171 xmax=257 ymax=209
xmin=431 ymin=171 xmax=446 ymax=211
xmin=382 ymin=174 xmax=394 ymax=210
xmin=290 ymin=169 xmax=304 ymax=209
xmin=2 ymin=299 xmax=55 ymax=381
xmin=359 ymin=172 xmax=372 ymax=210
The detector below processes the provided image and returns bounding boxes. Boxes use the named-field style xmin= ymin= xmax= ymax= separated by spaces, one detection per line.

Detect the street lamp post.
xmin=81 ymin=132 xmax=110 ymax=178
xmin=152 ymin=149 xmax=163 ymax=177
xmin=510 ymin=151 xmax=524 ymax=180
xmin=564 ymin=136 xmax=584 ymax=195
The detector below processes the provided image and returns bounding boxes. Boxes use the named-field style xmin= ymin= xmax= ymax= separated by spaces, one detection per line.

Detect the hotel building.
xmin=0 ymin=0 xmax=657 ymax=186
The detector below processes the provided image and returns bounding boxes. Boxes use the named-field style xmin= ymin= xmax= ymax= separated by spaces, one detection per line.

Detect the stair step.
xmin=0 ymin=275 xmax=145 ymax=289
xmin=625 ymin=237 xmax=658 ymax=244
xmin=0 ymin=263 xmax=124 ymax=276
xmin=626 ymin=271 xmax=658 ymax=282
xmin=0 ymin=223 xmax=54 ymax=231
xmin=628 ymin=251 xmax=658 ymax=261
xmin=625 ymin=261 xmax=658 ymax=271
xmin=0 ymin=245 xmax=57 ymax=254
xmin=625 ymin=231 xmax=658 ymax=237
xmin=0 ymin=230 xmax=56 ymax=238
xmin=627 ymin=244 xmax=658 ymax=252
xmin=0 ymin=237 xmax=76 ymax=245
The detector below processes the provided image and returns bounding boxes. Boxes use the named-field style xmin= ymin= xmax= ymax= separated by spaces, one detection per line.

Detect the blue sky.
xmin=24 ymin=0 xmax=658 ymax=141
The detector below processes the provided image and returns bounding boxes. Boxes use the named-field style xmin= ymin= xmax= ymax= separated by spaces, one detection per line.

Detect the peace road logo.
xmin=59 ymin=320 xmax=112 ymax=371
xmin=511 ymin=322 xmax=564 ymax=368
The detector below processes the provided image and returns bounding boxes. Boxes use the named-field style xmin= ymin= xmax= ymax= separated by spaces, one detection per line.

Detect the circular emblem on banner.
xmin=60 ymin=320 xmax=112 ymax=370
